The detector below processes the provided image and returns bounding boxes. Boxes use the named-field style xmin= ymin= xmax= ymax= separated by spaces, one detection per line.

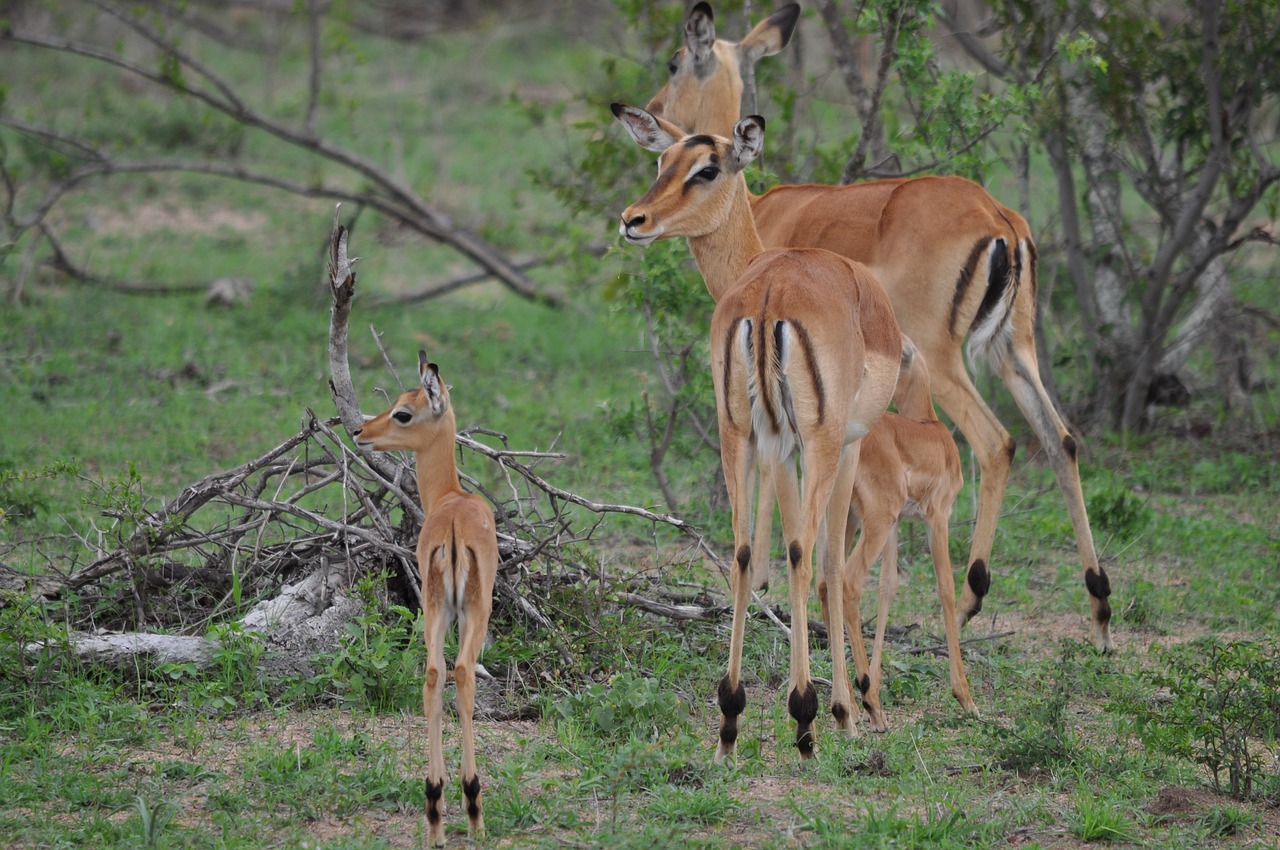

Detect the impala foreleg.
xmin=999 ymin=355 xmax=1114 ymax=652
xmin=821 ymin=449 xmax=859 ymax=737
xmin=840 ymin=515 xmax=895 ymax=732
xmin=932 ymin=365 xmax=1010 ymax=630
xmin=927 ymin=517 xmax=977 ymax=715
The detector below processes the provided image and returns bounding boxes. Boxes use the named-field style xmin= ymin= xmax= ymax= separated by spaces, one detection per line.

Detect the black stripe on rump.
xmin=786 ymin=320 xmax=825 ymax=425
xmin=972 ymin=237 xmax=1011 ymax=334
xmin=948 ymin=238 xmax=996 ymax=338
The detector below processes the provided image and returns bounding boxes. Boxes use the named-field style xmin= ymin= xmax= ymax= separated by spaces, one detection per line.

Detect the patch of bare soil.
xmin=81 ymin=201 xmax=269 ymax=237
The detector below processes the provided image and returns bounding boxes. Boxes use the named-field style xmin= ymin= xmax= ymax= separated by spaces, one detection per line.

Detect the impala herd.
xmin=351 ymin=3 xmax=1114 ymax=842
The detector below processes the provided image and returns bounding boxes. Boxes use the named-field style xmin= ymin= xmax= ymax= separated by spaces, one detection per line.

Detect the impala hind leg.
xmin=422 ymin=586 xmax=450 ymax=847
xmin=999 ymin=354 xmax=1113 ymax=652
xmin=838 ymin=516 xmax=895 ymax=732
xmin=820 ymin=451 xmax=859 ymax=737
xmin=716 ymin=436 xmax=756 ymax=762
xmin=455 ymin=598 xmax=492 ymax=840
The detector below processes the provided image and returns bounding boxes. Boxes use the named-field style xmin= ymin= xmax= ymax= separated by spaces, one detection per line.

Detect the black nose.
xmin=623 ymin=213 xmax=646 ymax=228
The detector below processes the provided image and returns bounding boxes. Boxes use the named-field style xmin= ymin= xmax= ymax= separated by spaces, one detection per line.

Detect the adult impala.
xmin=818 ymin=338 xmax=976 ymax=731
xmin=644 ymin=2 xmax=1114 ymax=652
xmin=353 ymin=352 xmax=497 ymax=846
xmin=614 ymin=103 xmax=902 ymax=759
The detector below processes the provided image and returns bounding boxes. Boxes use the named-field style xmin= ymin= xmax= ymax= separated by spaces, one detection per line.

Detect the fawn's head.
xmin=352 ymin=351 xmax=454 ymax=453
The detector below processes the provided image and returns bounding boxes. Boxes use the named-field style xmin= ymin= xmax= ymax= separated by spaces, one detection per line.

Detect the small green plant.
xmin=313 ymin=572 xmax=421 ymax=712
xmin=548 ymin=672 xmax=687 ymax=742
xmin=1087 ymin=482 xmax=1152 ymax=542
xmin=1126 ymin=638 xmax=1280 ymax=800
xmin=1070 ymin=793 xmax=1139 ymax=842
xmin=1196 ymin=804 xmax=1260 ymax=839
xmin=982 ymin=646 xmax=1083 ymax=770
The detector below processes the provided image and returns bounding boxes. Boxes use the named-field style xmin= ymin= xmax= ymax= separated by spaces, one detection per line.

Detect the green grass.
xmin=3 ymin=2 xmax=1280 ymax=848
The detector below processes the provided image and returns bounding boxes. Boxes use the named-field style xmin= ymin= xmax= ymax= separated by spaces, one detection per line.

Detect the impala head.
xmin=893 ymin=337 xmax=937 ymax=421
xmin=352 ymin=351 xmax=453 ymax=452
xmin=646 ymin=2 xmax=800 ymax=137
xmin=614 ymin=103 xmax=764 ymax=245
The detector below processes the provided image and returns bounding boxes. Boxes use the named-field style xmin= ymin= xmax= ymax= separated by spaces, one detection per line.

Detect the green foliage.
xmin=313 ymin=575 xmax=421 ymax=713
xmin=982 ymin=644 xmax=1086 ymax=770
xmin=549 ymin=671 xmax=687 ymax=742
xmin=1070 ymin=792 xmax=1139 ymax=842
xmin=0 ymin=459 xmax=79 ymax=525
xmin=1086 ymin=481 xmax=1152 ymax=542
xmin=1196 ymin=803 xmax=1261 ymax=839
xmin=1125 ymin=638 xmax=1280 ymax=800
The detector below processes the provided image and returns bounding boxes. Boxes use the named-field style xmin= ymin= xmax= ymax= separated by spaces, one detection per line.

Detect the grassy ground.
xmin=3 ymin=3 xmax=1280 ymax=848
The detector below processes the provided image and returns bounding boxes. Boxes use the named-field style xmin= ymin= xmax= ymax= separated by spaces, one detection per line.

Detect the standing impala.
xmin=818 ymin=338 xmax=976 ymax=731
xmin=353 ymin=352 xmax=497 ymax=846
xmin=614 ymin=103 xmax=902 ymax=759
xmin=643 ymin=2 xmax=1114 ymax=653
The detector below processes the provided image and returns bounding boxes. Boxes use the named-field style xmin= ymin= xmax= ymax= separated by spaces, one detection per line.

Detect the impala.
xmin=353 ymin=352 xmax=497 ymax=846
xmin=817 ymin=338 xmax=976 ymax=731
xmin=643 ymin=2 xmax=1114 ymax=652
xmin=614 ymin=103 xmax=902 ymax=759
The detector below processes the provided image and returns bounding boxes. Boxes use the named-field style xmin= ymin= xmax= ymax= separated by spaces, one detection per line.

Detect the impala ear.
xmin=611 ymin=103 xmax=678 ymax=152
xmin=418 ymin=351 xmax=448 ymax=416
xmin=738 ymin=4 xmax=800 ymax=66
xmin=730 ymin=115 xmax=765 ymax=171
xmin=684 ymin=2 xmax=716 ymax=63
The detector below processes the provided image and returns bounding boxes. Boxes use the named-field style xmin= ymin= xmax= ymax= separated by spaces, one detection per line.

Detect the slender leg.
xmin=865 ymin=524 xmax=901 ymax=732
xmin=716 ymin=433 xmax=755 ymax=762
xmin=455 ymin=594 xmax=492 ymax=840
xmin=422 ymin=575 xmax=450 ymax=847
xmin=822 ymin=447 xmax=859 ymax=736
xmin=929 ymin=363 xmax=1011 ymax=630
xmin=751 ymin=464 xmax=776 ymax=592
xmin=843 ymin=515 xmax=895 ymax=732
xmin=927 ymin=517 xmax=978 ymax=714
xmin=999 ymin=353 xmax=1114 ymax=652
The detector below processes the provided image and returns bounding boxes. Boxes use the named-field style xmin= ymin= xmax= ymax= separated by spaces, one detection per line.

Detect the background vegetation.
xmin=2 ymin=0 xmax=1278 ymax=847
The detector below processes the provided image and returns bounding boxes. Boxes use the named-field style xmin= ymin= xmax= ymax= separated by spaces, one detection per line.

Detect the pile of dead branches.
xmin=5 ymin=210 xmax=700 ymax=671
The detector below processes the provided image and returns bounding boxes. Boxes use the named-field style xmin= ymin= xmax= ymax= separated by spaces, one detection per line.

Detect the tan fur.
xmin=353 ymin=353 xmax=496 ymax=846
xmin=616 ymin=104 xmax=902 ymax=758
xmin=644 ymin=3 xmax=1114 ymax=653
xmin=814 ymin=341 xmax=977 ymax=730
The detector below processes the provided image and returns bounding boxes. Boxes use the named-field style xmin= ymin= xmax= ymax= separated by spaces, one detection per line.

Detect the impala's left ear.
xmin=730 ymin=115 xmax=765 ymax=172
xmin=612 ymin=102 xmax=680 ymax=153
xmin=418 ymin=350 xmax=449 ymax=416
xmin=737 ymin=3 xmax=800 ymax=66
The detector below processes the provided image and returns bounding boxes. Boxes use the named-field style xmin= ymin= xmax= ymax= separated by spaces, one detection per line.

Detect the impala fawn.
xmin=352 ymin=352 xmax=497 ymax=846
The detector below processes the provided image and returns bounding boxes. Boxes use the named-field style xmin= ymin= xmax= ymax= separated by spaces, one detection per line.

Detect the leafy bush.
xmin=1126 ymin=638 xmax=1280 ymax=800
xmin=982 ymin=645 xmax=1084 ymax=770
xmin=312 ymin=574 xmax=421 ymax=712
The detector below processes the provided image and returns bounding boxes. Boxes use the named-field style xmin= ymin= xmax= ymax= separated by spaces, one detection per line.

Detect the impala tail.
xmin=963 ymin=236 xmax=1026 ymax=372
xmin=733 ymin=315 xmax=806 ymax=466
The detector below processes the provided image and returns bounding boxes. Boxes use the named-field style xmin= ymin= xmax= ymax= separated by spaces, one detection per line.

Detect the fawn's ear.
xmin=729 ymin=115 xmax=766 ymax=172
xmin=611 ymin=103 xmax=679 ymax=153
xmin=684 ymin=2 xmax=717 ymax=64
xmin=418 ymin=350 xmax=448 ymax=416
xmin=737 ymin=4 xmax=800 ymax=66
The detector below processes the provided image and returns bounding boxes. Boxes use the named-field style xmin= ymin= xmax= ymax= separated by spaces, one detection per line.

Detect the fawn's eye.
xmin=695 ymin=166 xmax=719 ymax=181
xmin=668 ymin=57 xmax=678 ymax=75
xmin=392 ymin=411 xmax=412 ymax=424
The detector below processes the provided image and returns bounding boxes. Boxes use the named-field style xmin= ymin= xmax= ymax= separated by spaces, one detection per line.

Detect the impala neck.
xmin=412 ymin=415 xmax=463 ymax=516
xmin=685 ymin=175 xmax=767 ymax=303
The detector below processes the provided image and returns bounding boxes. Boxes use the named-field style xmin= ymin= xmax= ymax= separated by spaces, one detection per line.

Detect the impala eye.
xmin=696 ymin=166 xmax=719 ymax=181
xmin=668 ymin=58 xmax=678 ymax=75
xmin=392 ymin=411 xmax=412 ymax=424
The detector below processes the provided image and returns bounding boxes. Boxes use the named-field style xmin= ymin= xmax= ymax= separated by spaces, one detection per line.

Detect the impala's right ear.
xmin=684 ymin=2 xmax=717 ymax=63
xmin=418 ymin=350 xmax=448 ymax=416
xmin=611 ymin=103 xmax=679 ymax=152
xmin=730 ymin=115 xmax=766 ymax=171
